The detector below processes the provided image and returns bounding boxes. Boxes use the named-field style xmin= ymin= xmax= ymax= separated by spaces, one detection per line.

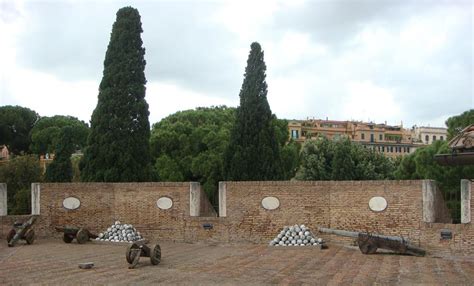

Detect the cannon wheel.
xmin=126 ymin=243 xmax=141 ymax=264
xmin=76 ymin=229 xmax=89 ymax=244
xmin=6 ymin=229 xmax=16 ymax=243
xmin=25 ymin=229 xmax=35 ymax=244
xmin=63 ymin=233 xmax=74 ymax=243
xmin=150 ymin=244 xmax=161 ymax=265
xmin=7 ymin=228 xmax=16 ymax=243
xmin=359 ymin=241 xmax=378 ymax=254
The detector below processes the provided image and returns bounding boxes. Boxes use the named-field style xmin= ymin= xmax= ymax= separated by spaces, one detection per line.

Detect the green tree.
xmin=394 ymin=140 xmax=474 ymax=222
xmin=295 ymin=137 xmax=395 ymax=181
xmin=150 ymin=106 xmax=235 ymax=203
xmin=0 ymin=105 xmax=39 ymax=154
xmin=45 ymin=126 xmax=74 ymax=182
xmin=0 ymin=155 xmax=42 ymax=214
xmin=81 ymin=7 xmax=152 ymax=182
xmin=445 ymin=109 xmax=474 ymax=140
xmin=29 ymin=115 xmax=89 ymax=155
xmin=224 ymin=42 xmax=282 ymax=180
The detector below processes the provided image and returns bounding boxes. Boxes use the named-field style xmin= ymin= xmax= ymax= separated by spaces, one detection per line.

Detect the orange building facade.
xmin=288 ymin=119 xmax=446 ymax=158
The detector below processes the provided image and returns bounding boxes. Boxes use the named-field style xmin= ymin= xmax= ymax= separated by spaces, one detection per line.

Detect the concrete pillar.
xmin=189 ymin=182 xmax=201 ymax=217
xmin=0 ymin=183 xmax=7 ymax=216
xmin=461 ymin=179 xmax=471 ymax=224
xmin=218 ymin=182 xmax=227 ymax=217
xmin=31 ymin=183 xmax=41 ymax=215
xmin=422 ymin=180 xmax=436 ymax=223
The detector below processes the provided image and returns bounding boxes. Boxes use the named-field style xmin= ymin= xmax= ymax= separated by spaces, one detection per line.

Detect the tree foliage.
xmin=81 ymin=7 xmax=152 ymax=182
xmin=0 ymin=155 xmax=42 ymax=214
xmin=295 ymin=137 xmax=395 ymax=181
xmin=150 ymin=106 xmax=235 ymax=203
xmin=0 ymin=105 xmax=39 ymax=154
xmin=224 ymin=42 xmax=282 ymax=180
xmin=445 ymin=109 xmax=474 ymax=140
xmin=150 ymin=106 xmax=297 ymax=204
xmin=45 ymin=126 xmax=74 ymax=182
xmin=29 ymin=115 xmax=89 ymax=155
xmin=394 ymin=140 xmax=474 ymax=222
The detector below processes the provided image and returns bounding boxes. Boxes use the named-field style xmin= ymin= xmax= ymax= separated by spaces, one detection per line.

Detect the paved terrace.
xmin=1 ymin=239 xmax=473 ymax=285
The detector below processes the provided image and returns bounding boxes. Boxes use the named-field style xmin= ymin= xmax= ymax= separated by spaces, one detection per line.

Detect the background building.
xmin=289 ymin=119 xmax=447 ymax=158
xmin=413 ymin=126 xmax=448 ymax=144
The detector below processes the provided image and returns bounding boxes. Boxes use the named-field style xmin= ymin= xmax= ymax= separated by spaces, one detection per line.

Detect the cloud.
xmin=1 ymin=0 xmax=472 ymax=128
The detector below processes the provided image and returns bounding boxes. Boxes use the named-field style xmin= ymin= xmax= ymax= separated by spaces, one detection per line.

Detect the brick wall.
xmin=37 ymin=182 xmax=192 ymax=241
xmin=1 ymin=180 xmax=472 ymax=256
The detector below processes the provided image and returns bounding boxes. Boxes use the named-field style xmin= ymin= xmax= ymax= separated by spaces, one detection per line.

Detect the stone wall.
xmin=0 ymin=180 xmax=473 ymax=255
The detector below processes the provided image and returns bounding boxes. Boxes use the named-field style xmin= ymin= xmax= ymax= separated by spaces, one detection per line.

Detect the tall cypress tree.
xmin=224 ymin=42 xmax=282 ymax=180
xmin=45 ymin=126 xmax=74 ymax=182
xmin=81 ymin=7 xmax=152 ymax=182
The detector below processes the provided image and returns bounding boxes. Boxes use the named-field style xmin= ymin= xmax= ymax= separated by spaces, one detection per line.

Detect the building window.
xmin=433 ymin=135 xmax=436 ymax=141
xmin=440 ymin=136 xmax=444 ymax=141
xmin=291 ymin=130 xmax=299 ymax=139
xmin=382 ymin=146 xmax=385 ymax=152
xmin=370 ymin=134 xmax=374 ymax=142
xmin=361 ymin=133 xmax=365 ymax=140
xmin=407 ymin=147 xmax=410 ymax=153
xmin=379 ymin=134 xmax=383 ymax=141
xmin=390 ymin=146 xmax=393 ymax=152
xmin=425 ymin=135 xmax=429 ymax=143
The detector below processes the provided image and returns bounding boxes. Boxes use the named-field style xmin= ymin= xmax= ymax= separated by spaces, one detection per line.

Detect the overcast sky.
xmin=1 ymin=0 xmax=472 ymax=128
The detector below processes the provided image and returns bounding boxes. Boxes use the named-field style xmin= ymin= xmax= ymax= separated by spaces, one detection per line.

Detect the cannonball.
xmin=310 ymin=238 xmax=316 ymax=244
xmin=313 ymin=243 xmax=318 ymax=246
xmin=304 ymin=231 xmax=310 ymax=236
xmin=289 ymin=226 xmax=294 ymax=232
xmin=269 ymin=241 xmax=275 ymax=246
xmin=279 ymin=241 xmax=284 ymax=246
xmin=295 ymin=226 xmax=301 ymax=233
xmin=295 ymin=235 xmax=300 ymax=240
xmin=297 ymin=239 xmax=302 ymax=244
xmin=298 ymin=231 xmax=303 ymax=236
xmin=115 ymin=221 xmax=120 ymax=225
xmin=107 ymin=228 xmax=112 ymax=232
xmin=300 ymin=224 xmax=306 ymax=229
xmin=317 ymin=238 xmax=323 ymax=243
xmin=99 ymin=233 xmax=104 ymax=238
xmin=303 ymin=239 xmax=308 ymax=244
xmin=282 ymin=236 xmax=287 ymax=241
xmin=277 ymin=234 xmax=283 ymax=239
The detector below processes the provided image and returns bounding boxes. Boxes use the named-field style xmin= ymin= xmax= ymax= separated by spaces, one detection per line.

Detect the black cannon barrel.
xmin=318 ymin=227 xmax=406 ymax=243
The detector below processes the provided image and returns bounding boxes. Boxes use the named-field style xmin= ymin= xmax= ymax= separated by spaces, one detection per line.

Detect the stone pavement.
xmin=1 ymin=239 xmax=473 ymax=285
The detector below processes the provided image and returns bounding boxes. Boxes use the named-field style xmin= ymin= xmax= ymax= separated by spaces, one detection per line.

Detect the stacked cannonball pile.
xmin=95 ymin=221 xmax=143 ymax=243
xmin=269 ymin=224 xmax=325 ymax=247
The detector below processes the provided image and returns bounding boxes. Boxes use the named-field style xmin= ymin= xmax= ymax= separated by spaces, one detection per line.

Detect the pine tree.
xmin=224 ymin=42 xmax=282 ymax=180
xmin=45 ymin=126 xmax=74 ymax=182
xmin=80 ymin=7 xmax=152 ymax=182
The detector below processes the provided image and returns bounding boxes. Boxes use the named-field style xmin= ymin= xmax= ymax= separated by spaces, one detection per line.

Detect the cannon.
xmin=7 ymin=216 xmax=37 ymax=247
xmin=54 ymin=226 xmax=97 ymax=244
xmin=125 ymin=240 xmax=161 ymax=269
xmin=318 ymin=227 xmax=426 ymax=257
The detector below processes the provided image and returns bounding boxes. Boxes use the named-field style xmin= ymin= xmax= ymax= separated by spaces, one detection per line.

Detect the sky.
xmin=0 ymin=0 xmax=473 ymax=128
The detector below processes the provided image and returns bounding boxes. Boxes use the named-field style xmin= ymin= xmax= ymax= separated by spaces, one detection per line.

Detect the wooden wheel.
xmin=150 ymin=244 xmax=161 ymax=265
xmin=6 ymin=229 xmax=16 ymax=243
xmin=25 ymin=229 xmax=35 ymax=244
xmin=126 ymin=243 xmax=141 ymax=264
xmin=76 ymin=229 xmax=89 ymax=244
xmin=359 ymin=241 xmax=378 ymax=254
xmin=63 ymin=233 xmax=74 ymax=243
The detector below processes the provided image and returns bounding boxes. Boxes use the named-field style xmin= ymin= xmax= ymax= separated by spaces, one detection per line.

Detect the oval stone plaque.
xmin=63 ymin=197 xmax=80 ymax=210
xmin=261 ymin=196 xmax=280 ymax=210
xmin=157 ymin=197 xmax=173 ymax=210
xmin=369 ymin=196 xmax=387 ymax=212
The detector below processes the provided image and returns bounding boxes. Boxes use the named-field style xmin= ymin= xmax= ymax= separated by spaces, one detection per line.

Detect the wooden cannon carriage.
xmin=55 ymin=226 xmax=97 ymax=244
xmin=7 ymin=216 xmax=37 ymax=247
xmin=318 ymin=227 xmax=426 ymax=257
xmin=125 ymin=240 xmax=161 ymax=269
